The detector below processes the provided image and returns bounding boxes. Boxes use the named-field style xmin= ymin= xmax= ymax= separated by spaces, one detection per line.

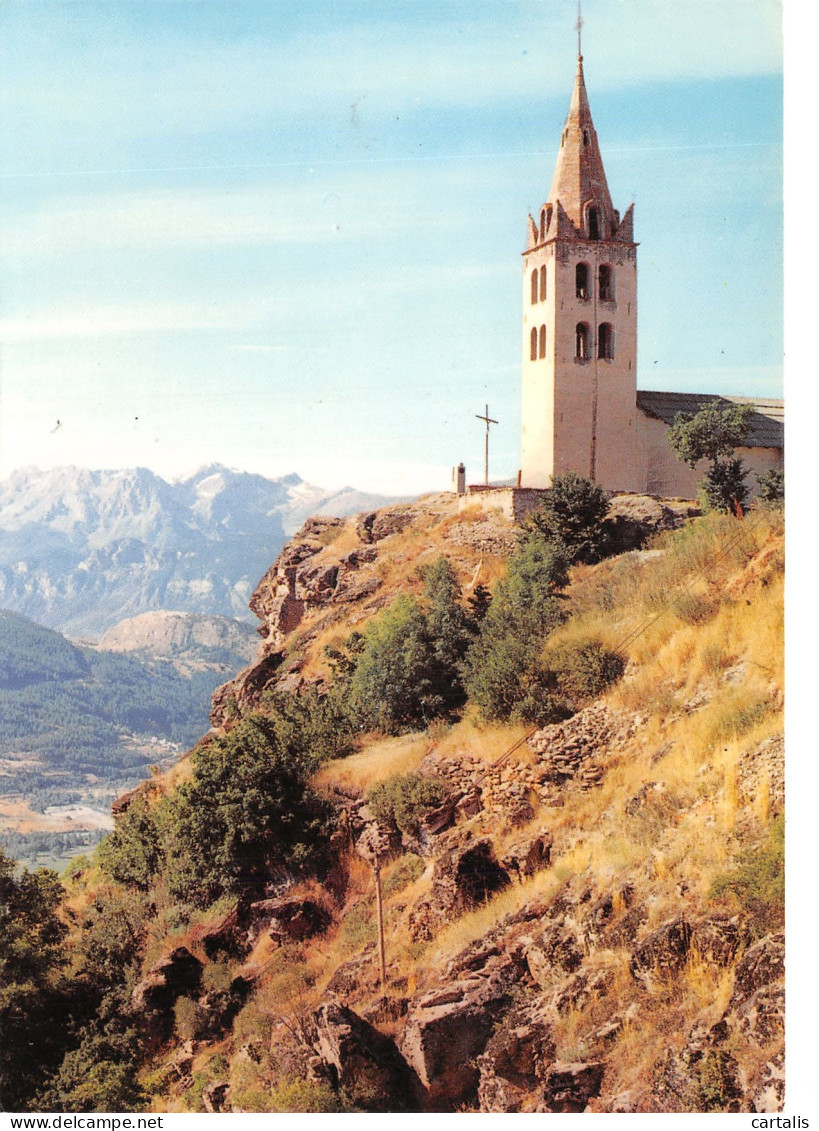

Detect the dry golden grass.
xmin=433 ymin=713 xmax=531 ymax=763
xmin=314 ymin=733 xmax=432 ymax=793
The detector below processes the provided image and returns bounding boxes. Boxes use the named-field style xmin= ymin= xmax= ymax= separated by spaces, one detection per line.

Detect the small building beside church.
xmin=520 ymin=51 xmax=783 ymax=498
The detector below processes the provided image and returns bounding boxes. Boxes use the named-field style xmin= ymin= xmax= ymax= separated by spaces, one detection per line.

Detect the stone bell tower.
xmin=521 ymin=48 xmax=641 ymax=492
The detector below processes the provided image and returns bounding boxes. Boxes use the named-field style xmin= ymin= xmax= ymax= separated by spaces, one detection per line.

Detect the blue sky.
xmin=0 ymin=0 xmax=783 ymax=493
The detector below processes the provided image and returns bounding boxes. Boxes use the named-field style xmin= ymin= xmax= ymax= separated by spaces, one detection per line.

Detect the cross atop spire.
xmin=575 ymin=0 xmax=583 ymax=60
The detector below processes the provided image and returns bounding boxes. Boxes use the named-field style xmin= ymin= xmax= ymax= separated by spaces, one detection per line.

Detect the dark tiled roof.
xmin=636 ymin=391 xmax=784 ymax=450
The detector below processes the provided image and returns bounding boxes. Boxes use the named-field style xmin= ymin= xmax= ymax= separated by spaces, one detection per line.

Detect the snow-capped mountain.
xmin=0 ymin=465 xmax=404 ymax=636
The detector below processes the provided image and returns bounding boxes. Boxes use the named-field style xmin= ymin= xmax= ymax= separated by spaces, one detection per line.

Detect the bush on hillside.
xmin=543 ymin=639 xmax=626 ymax=703
xmin=523 ymin=472 xmax=611 ymax=564
xmin=709 ymin=815 xmax=784 ymax=933
xmin=347 ymin=556 xmax=474 ymax=732
xmin=367 ymin=773 xmax=447 ymax=837
xmin=0 ymin=851 xmax=70 ymax=1110
xmin=258 ymin=686 xmax=355 ymax=763
xmin=161 ymin=713 xmax=334 ymax=905
xmin=98 ymin=795 xmax=162 ymax=890
xmin=462 ymin=533 xmax=569 ymax=721
xmin=699 ymin=458 xmax=749 ymax=515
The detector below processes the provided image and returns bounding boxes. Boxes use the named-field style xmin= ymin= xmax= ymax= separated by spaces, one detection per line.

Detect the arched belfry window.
xmin=539 ymin=325 xmax=547 ymax=359
xmin=539 ymin=265 xmax=547 ymax=302
xmin=598 ymin=322 xmax=614 ymax=359
xmin=587 ymin=206 xmax=601 ymax=241
xmin=576 ymin=263 xmax=589 ymax=300
xmin=531 ymin=270 xmax=538 ymax=305
xmin=530 ymin=327 xmax=538 ymax=361
xmin=575 ymin=322 xmax=590 ymax=360
xmin=599 ymin=264 xmax=614 ymax=302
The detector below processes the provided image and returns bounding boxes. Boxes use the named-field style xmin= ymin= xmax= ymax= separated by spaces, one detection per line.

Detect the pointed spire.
xmin=545 ymin=52 xmax=616 ymax=237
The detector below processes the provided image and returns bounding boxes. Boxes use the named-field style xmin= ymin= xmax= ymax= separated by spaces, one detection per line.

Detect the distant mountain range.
xmin=0 ymin=465 xmax=403 ymax=636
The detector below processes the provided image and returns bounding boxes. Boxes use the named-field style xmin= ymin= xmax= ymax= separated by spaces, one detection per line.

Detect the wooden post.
xmin=373 ymin=858 xmax=387 ymax=992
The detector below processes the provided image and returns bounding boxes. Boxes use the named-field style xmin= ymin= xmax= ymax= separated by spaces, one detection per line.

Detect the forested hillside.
xmin=0 ymin=610 xmax=253 ymax=866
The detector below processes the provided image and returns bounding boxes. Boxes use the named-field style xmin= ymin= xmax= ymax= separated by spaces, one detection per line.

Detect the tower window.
xmin=530 ymin=327 xmax=538 ymax=361
xmin=599 ymin=264 xmax=613 ymax=301
xmin=576 ymin=262 xmax=589 ymax=300
xmin=531 ymin=269 xmax=538 ymax=304
xmin=539 ymin=324 xmax=547 ymax=359
xmin=588 ymin=206 xmax=601 ymax=241
xmin=598 ymin=322 xmax=614 ymax=359
xmin=539 ymin=265 xmax=547 ymax=302
xmin=575 ymin=322 xmax=590 ymax=360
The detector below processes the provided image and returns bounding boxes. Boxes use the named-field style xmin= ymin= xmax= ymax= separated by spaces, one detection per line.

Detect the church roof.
xmin=546 ymin=55 xmax=615 ymax=232
xmin=636 ymin=391 xmax=784 ymax=450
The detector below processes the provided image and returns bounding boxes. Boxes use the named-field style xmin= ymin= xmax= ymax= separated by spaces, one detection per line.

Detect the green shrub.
xmin=756 ymin=468 xmax=784 ymax=508
xmin=709 ymin=815 xmax=784 ymax=931
xmin=462 ymin=533 xmax=568 ymax=720
xmin=699 ymin=458 xmax=749 ymax=514
xmin=367 ymin=773 xmax=447 ymax=837
xmin=160 ymin=711 xmax=335 ymax=905
xmin=543 ymin=639 xmax=626 ymax=702
xmin=667 ymin=401 xmax=752 ymax=513
xmin=523 ymin=472 xmax=611 ymax=563
xmin=97 ymin=795 xmax=161 ymax=890
xmin=0 ymin=851 xmax=69 ymax=1110
xmin=269 ymin=1077 xmax=352 ymax=1112
xmin=347 ymin=557 xmax=473 ymax=732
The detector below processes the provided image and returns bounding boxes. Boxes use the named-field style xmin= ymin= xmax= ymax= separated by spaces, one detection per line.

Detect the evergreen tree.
xmin=348 ymin=594 xmax=436 ymax=732
xmin=755 ymin=467 xmax=784 ymax=508
xmin=420 ymin=556 xmax=473 ymax=716
xmin=161 ymin=713 xmax=333 ymax=905
xmin=524 ymin=472 xmax=611 ymax=564
xmin=467 ymin=583 xmax=492 ymax=623
xmin=463 ymin=534 xmax=569 ymax=722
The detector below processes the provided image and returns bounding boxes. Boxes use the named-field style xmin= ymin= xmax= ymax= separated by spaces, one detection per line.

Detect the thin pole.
xmin=373 ymin=859 xmax=387 ymax=991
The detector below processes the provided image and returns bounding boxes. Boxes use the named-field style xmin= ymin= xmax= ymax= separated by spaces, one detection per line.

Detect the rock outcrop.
xmin=400 ymin=947 xmax=528 ymax=1108
xmin=131 ymin=947 xmax=203 ymax=1040
xmin=312 ymin=998 xmax=421 ymax=1111
xmin=409 ymin=835 xmax=511 ymax=941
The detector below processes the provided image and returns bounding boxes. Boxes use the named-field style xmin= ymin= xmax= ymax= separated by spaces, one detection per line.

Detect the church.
xmin=518 ymin=47 xmax=783 ymax=499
